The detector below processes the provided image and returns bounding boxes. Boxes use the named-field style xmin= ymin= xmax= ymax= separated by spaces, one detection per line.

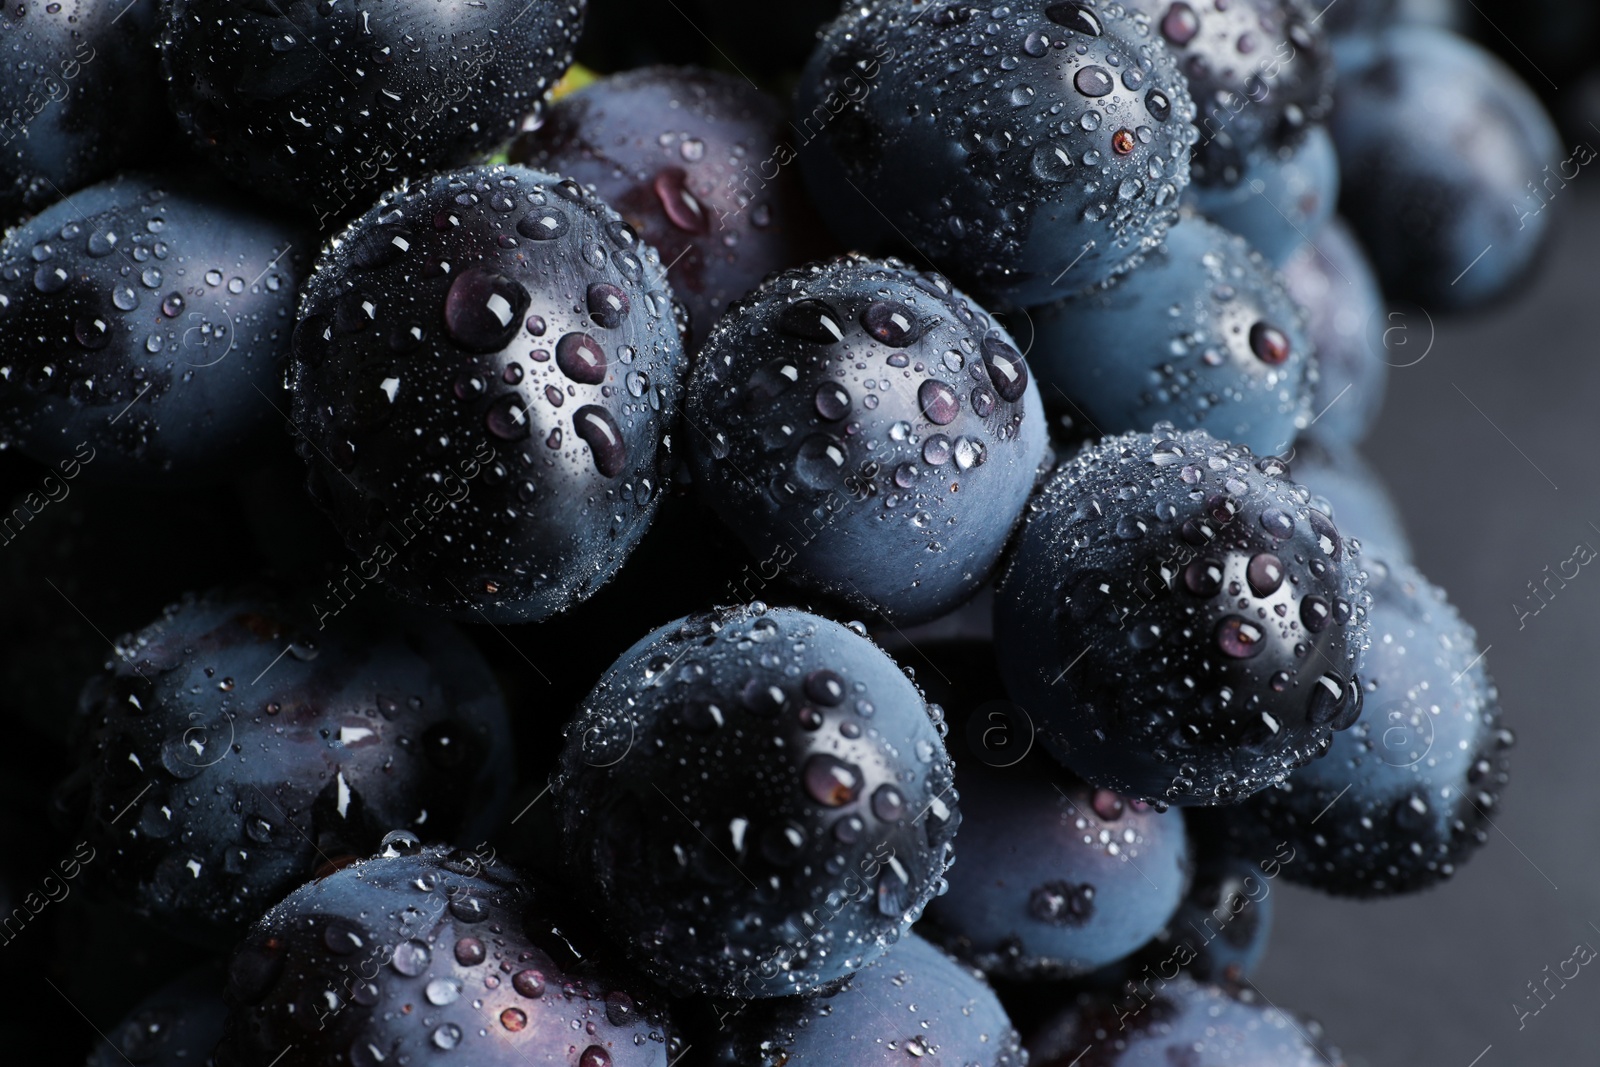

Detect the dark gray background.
xmin=1254 ymin=190 xmax=1600 ymax=1064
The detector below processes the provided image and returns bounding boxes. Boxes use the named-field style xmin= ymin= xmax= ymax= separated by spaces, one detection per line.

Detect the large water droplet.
xmin=1045 ymin=2 xmax=1102 ymax=35
xmin=556 ymin=332 xmax=608 ymax=385
xmin=1215 ymin=615 xmax=1266 ymax=658
xmin=485 ymin=394 xmax=531 ymax=440
xmin=981 ymin=335 xmax=1029 ymax=401
xmin=794 ymin=433 xmax=848 ymax=489
xmin=814 ymin=381 xmax=851 ymax=421
xmin=1247 ymin=553 xmax=1284 ymax=596
xmin=1250 ymin=321 xmax=1290 ymax=364
xmin=1161 ymin=2 xmax=1200 ymax=45
xmin=517 ymin=207 xmax=570 ymax=240
xmin=861 ymin=300 xmax=921 ymax=347
xmin=803 ymin=754 xmax=863 ymax=806
xmin=918 ymin=379 xmax=960 ymax=425
xmin=444 ymin=269 xmax=529 ymax=352
xmin=587 ymin=283 xmax=630 ymax=329
xmin=779 ymin=299 xmax=844 ymax=343
xmin=574 ymin=405 xmax=628 ymax=477
xmin=391 ymin=940 xmax=431 ymax=976
xmin=654 ymin=167 xmax=709 ymax=234
xmin=1074 ymin=66 xmax=1114 ymax=97
xmin=1032 ymin=143 xmax=1076 ymax=183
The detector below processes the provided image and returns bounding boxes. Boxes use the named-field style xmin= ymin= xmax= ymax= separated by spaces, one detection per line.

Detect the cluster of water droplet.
xmin=1120 ymin=0 xmax=1335 ymax=187
xmin=1031 ymin=211 xmax=1315 ymax=455
xmin=686 ymin=254 xmax=1048 ymax=625
xmin=0 ymin=174 xmax=302 ymax=479
xmin=926 ymin=763 xmax=1189 ymax=978
xmin=291 ymin=165 xmax=687 ymax=624
xmin=514 ymin=65 xmax=833 ymax=350
xmin=0 ymin=0 xmax=170 ymax=221
xmin=557 ymin=603 xmax=959 ymax=998
xmin=799 ymin=0 xmax=1199 ymax=304
xmin=1240 ymin=555 xmax=1513 ymax=896
xmin=216 ymin=841 xmax=675 ymax=1067
xmin=160 ymin=0 xmax=585 ymax=215
xmin=710 ymin=932 xmax=1026 ymax=1067
xmin=995 ymin=424 xmax=1371 ymax=806
xmin=74 ymin=587 xmax=512 ymax=947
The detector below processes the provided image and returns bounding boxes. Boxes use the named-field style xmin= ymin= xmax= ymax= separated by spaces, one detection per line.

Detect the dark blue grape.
xmin=710 ymin=932 xmax=1024 ymax=1067
xmin=1030 ymin=215 xmax=1314 ymax=456
xmin=1029 ymin=974 xmax=1342 ymax=1065
xmin=1187 ymin=125 xmax=1340 ymax=264
xmin=215 ymin=843 xmax=676 ymax=1067
xmin=925 ymin=756 xmax=1190 ymax=978
xmin=161 ymin=0 xmax=583 ymax=223
xmin=556 ymin=604 xmax=958 ymax=998
xmin=72 ymin=586 xmax=512 ymax=947
xmin=1281 ymin=217 xmax=1388 ymax=447
xmin=796 ymin=1 xmax=1198 ymax=304
xmin=1233 ymin=556 xmax=1512 ymax=895
xmin=290 ymin=166 xmax=687 ymax=623
xmin=685 ymin=255 xmax=1048 ymax=625
xmin=513 ymin=66 xmax=835 ymax=350
xmin=1329 ymin=27 xmax=1560 ymax=307
xmin=0 ymin=175 xmax=306 ymax=483
xmin=994 ymin=426 xmax=1370 ymax=806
